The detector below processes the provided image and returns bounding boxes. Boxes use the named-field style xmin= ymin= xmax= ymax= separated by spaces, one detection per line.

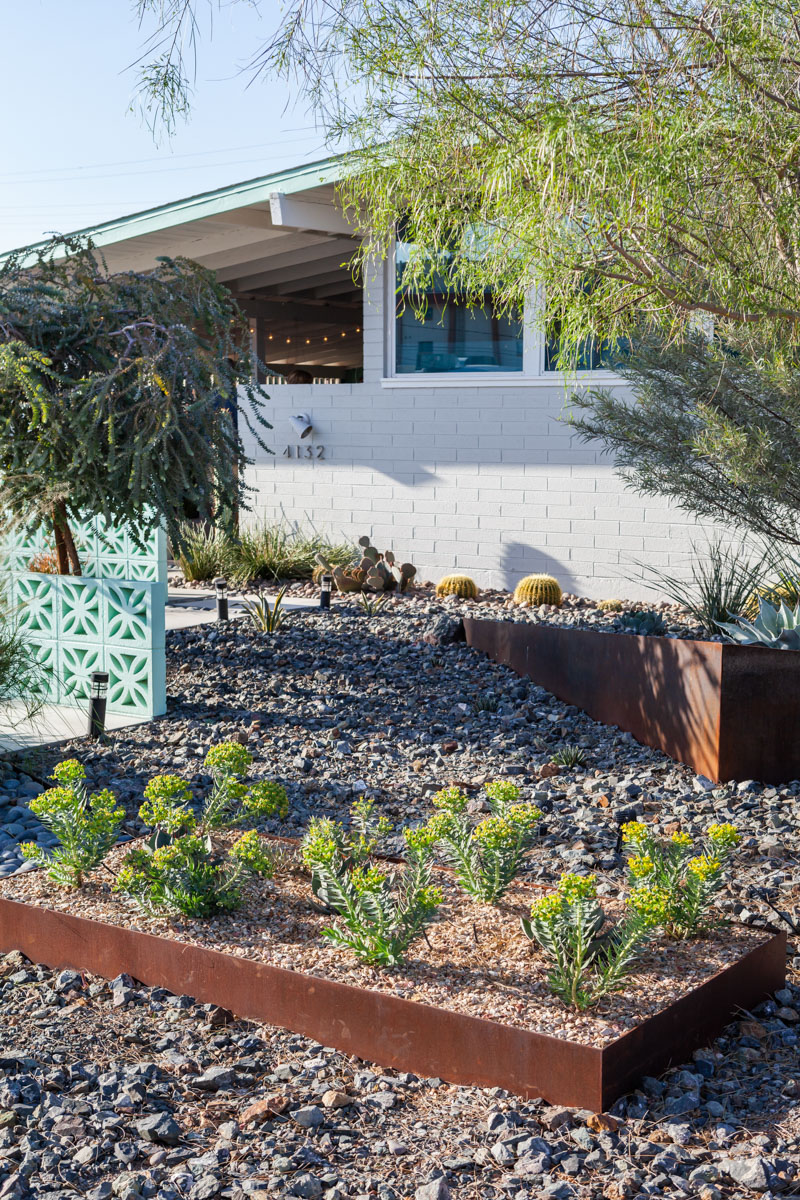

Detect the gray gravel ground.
xmin=1 ymin=593 xmax=799 ymax=1198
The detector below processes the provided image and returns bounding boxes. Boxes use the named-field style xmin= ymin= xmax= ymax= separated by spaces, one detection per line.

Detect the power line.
xmin=0 ymin=130 xmax=324 ymax=181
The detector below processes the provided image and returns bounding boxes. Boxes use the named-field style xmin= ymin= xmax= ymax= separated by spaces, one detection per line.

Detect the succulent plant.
xmin=513 ymin=574 xmax=563 ymax=607
xmin=316 ymin=536 xmax=416 ymax=594
xmin=717 ymin=596 xmax=800 ymax=649
xmin=620 ymin=608 xmax=668 ymax=635
xmin=436 ymin=574 xmax=479 ymax=599
xmin=597 ymin=598 xmax=623 ymax=612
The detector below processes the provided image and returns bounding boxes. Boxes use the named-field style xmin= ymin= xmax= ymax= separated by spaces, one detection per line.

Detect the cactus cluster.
xmin=436 ymin=574 xmax=479 ymax=599
xmin=597 ymin=598 xmax=623 ymax=612
xmin=513 ymin=574 xmax=563 ymax=607
xmin=317 ymin=536 xmax=417 ymax=594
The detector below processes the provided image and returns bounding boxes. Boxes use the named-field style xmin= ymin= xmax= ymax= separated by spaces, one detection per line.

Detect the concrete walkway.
xmin=166 ymin=587 xmax=316 ymax=630
xmin=0 ymin=701 xmax=149 ymax=753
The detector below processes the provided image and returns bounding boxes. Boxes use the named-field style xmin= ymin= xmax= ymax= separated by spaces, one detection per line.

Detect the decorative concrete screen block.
xmin=0 ymin=514 xmax=167 ymax=718
xmin=0 ymin=515 xmax=167 ymax=597
xmin=11 ymin=573 xmax=166 ymax=718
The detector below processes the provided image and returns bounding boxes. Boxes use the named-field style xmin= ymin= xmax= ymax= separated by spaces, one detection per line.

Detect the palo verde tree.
xmin=0 ymin=236 xmax=271 ymax=574
xmin=571 ymin=332 xmax=800 ymax=547
xmin=132 ymin=0 xmax=800 ymax=360
xmin=130 ymin=1 xmax=800 ymax=540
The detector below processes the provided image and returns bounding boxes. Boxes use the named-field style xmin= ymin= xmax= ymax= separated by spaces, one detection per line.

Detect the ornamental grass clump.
xmin=521 ymin=872 xmax=659 ymax=1010
xmin=423 ymin=781 xmax=542 ymax=904
xmin=21 ymin=760 xmax=124 ymax=888
xmin=621 ymin=820 xmax=741 ymax=938
xmin=312 ymin=828 xmax=443 ymax=966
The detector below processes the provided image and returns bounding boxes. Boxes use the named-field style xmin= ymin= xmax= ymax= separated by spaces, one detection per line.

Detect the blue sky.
xmin=1 ymin=1 xmax=330 ymax=252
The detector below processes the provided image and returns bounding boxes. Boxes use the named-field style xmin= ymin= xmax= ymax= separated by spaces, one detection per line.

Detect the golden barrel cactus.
xmin=513 ymin=574 xmax=563 ymax=607
xmin=436 ymin=574 xmax=479 ymax=599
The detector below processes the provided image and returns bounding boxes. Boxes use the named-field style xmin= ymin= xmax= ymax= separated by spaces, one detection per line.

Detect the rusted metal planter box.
xmin=0 ymin=896 xmax=785 ymax=1111
xmin=464 ymin=618 xmax=800 ymax=784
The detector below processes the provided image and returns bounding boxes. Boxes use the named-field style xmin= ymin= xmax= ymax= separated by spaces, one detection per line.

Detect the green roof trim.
xmin=4 ymin=152 xmax=346 ymax=259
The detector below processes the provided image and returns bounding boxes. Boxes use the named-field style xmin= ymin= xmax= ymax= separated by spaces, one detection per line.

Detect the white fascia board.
xmin=269 ymin=192 xmax=354 ymax=237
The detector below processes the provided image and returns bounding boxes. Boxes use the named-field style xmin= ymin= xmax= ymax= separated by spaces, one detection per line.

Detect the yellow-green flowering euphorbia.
xmin=21 ymin=759 xmax=124 ymax=888
xmin=522 ymin=871 xmax=660 ymax=1010
xmin=620 ymin=820 xmax=740 ymax=938
xmin=422 ymin=781 xmax=542 ymax=904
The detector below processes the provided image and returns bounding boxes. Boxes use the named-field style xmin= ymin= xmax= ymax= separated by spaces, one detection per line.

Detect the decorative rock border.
xmin=0 ymin=896 xmax=785 ymax=1111
xmin=464 ymin=618 xmax=800 ymax=783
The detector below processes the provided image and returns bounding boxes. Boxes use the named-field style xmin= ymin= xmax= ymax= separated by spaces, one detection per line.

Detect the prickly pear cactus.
xmin=321 ymin=537 xmax=417 ymax=594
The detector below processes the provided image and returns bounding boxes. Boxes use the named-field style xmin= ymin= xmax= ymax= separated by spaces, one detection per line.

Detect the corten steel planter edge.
xmin=0 ymin=896 xmax=602 ymax=1109
xmin=598 ymin=928 xmax=787 ymax=1109
xmin=0 ymin=897 xmax=785 ymax=1111
xmin=463 ymin=618 xmax=800 ymax=783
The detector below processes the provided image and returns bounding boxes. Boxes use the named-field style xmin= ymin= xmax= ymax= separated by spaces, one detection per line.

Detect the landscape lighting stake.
xmin=320 ymin=574 xmax=332 ymax=611
xmin=214 ymin=577 xmax=229 ymax=621
xmin=87 ymin=671 xmax=109 ymax=741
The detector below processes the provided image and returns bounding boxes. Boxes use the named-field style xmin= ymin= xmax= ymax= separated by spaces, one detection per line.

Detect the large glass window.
xmin=395 ymin=238 xmax=523 ymax=374
xmin=544 ymin=322 xmax=621 ymax=371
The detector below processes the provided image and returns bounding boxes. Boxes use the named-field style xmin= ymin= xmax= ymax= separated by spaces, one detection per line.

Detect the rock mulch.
xmin=0 ymin=950 xmax=798 ymax=1200
xmin=0 ymin=595 xmax=799 ymax=1196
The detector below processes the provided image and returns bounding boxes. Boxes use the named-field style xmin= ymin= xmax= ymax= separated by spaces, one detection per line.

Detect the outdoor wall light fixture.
xmin=289 ymin=413 xmax=314 ymax=439
xmin=214 ymin=577 xmax=229 ymax=621
xmin=320 ymin=573 xmax=333 ymax=611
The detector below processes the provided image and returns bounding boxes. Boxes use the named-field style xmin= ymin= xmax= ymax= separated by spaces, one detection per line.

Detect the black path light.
xmin=87 ymin=671 xmax=109 ymax=741
xmin=214 ymin=577 xmax=229 ymax=621
xmin=320 ymin=573 xmax=333 ymax=611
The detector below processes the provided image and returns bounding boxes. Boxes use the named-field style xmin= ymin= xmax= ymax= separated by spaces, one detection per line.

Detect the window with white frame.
xmin=393 ymin=235 xmax=523 ymax=375
xmin=388 ymin=236 xmax=621 ymax=381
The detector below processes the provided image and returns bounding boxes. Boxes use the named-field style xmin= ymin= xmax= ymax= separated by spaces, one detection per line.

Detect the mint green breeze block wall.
xmin=1 ymin=518 xmax=167 ymax=719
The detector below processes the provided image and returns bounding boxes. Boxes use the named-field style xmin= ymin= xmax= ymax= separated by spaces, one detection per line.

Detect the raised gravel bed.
xmin=464 ymin=617 xmax=800 ymax=784
xmin=0 ymin=847 xmax=785 ymax=1111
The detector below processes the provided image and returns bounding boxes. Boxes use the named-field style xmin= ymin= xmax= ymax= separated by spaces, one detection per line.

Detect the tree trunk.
xmin=53 ymin=501 xmax=82 ymax=575
xmin=52 ymin=508 xmax=69 ymax=575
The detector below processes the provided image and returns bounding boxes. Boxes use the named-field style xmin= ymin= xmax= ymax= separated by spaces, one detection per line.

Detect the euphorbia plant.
xmin=423 ymin=781 xmax=542 ymax=904
xmin=621 ymin=821 xmax=741 ymax=938
xmin=521 ymin=872 xmax=658 ymax=1009
xmin=21 ymin=760 xmax=124 ymax=887
xmin=115 ymin=829 xmax=277 ymax=919
xmin=302 ymin=796 xmax=392 ymax=899
xmin=312 ymin=827 xmax=443 ymax=966
xmin=115 ymin=742 xmax=290 ymax=919
xmin=201 ymin=741 xmax=289 ymax=829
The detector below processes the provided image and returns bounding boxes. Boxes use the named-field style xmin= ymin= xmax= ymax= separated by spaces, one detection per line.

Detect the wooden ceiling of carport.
xmin=94 ymin=185 xmax=363 ymax=369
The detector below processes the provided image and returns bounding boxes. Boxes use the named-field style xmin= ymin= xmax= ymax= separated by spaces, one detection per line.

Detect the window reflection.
xmin=395 ymin=239 xmax=523 ymax=374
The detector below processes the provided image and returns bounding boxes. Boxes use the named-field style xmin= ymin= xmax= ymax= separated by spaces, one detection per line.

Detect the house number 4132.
xmin=283 ymin=444 xmax=325 ymax=459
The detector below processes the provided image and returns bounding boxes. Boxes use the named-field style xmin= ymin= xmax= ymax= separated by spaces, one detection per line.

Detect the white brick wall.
xmin=240 ymin=262 xmax=710 ymax=600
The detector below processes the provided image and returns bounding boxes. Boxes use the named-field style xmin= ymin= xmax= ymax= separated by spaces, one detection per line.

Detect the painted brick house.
xmin=11 ymin=155 xmax=703 ymax=597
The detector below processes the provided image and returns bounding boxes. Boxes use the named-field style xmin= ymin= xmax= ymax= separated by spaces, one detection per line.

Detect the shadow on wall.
xmin=498 ymin=540 xmax=577 ymax=595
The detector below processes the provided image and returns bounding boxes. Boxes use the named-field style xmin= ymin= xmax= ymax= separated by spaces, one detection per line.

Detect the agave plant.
xmin=241 ymin=587 xmax=287 ymax=633
xmin=717 ymin=597 xmax=800 ymax=650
